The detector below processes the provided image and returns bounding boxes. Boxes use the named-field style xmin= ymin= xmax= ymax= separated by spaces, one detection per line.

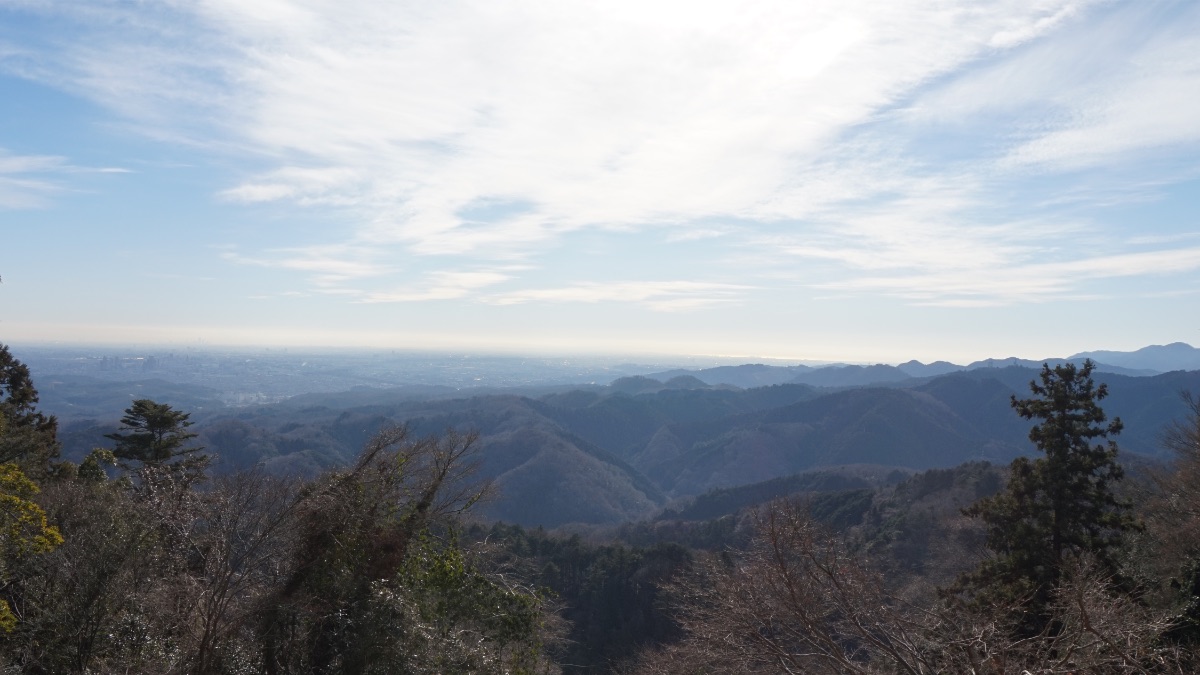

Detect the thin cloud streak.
xmin=0 ymin=149 xmax=65 ymax=208
xmin=357 ymin=271 xmax=513 ymax=303
xmin=220 ymin=246 xmax=389 ymax=285
xmin=819 ymin=247 xmax=1200 ymax=306
xmin=488 ymin=281 xmax=752 ymax=312
xmin=0 ymin=147 xmax=130 ymax=208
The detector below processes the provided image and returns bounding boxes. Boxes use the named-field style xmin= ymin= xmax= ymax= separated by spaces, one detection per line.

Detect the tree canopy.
xmin=962 ymin=359 xmax=1137 ymax=629
xmin=104 ymin=398 xmax=206 ymax=469
xmin=0 ymin=343 xmax=59 ymax=470
xmin=0 ymin=462 xmax=63 ymax=632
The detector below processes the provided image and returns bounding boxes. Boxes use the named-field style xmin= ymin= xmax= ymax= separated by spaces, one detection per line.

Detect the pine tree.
xmin=962 ymin=359 xmax=1138 ymax=629
xmin=0 ymin=343 xmax=59 ymax=470
xmin=105 ymin=399 xmax=206 ymax=469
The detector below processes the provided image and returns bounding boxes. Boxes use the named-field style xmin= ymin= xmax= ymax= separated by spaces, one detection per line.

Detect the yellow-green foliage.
xmin=0 ymin=462 xmax=62 ymax=555
xmin=77 ymin=448 xmax=117 ymax=483
xmin=0 ymin=462 xmax=63 ymax=632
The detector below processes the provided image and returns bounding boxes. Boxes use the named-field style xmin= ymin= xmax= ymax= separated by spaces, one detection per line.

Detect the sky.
xmin=0 ymin=0 xmax=1198 ymax=364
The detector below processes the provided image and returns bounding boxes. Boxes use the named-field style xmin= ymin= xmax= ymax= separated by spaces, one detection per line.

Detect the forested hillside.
xmin=6 ymin=342 xmax=1200 ymax=672
xmin=42 ymin=366 xmax=1199 ymax=526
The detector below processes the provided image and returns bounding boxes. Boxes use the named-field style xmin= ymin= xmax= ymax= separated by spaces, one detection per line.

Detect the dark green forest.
xmin=4 ymin=342 xmax=1200 ymax=673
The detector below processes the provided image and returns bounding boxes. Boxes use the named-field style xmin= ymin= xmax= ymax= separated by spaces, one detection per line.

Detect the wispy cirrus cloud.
xmin=0 ymin=147 xmax=128 ymax=208
xmin=357 ymin=270 xmax=514 ymax=303
xmin=488 ymin=280 xmax=752 ymax=312
xmin=999 ymin=9 xmax=1200 ymax=171
xmin=220 ymin=245 xmax=388 ymax=286
xmin=819 ymin=247 xmax=1200 ymax=307
xmin=899 ymin=3 xmax=1200 ymax=172
xmin=0 ymin=149 xmax=64 ymax=208
xmin=4 ymin=0 xmax=1198 ymax=310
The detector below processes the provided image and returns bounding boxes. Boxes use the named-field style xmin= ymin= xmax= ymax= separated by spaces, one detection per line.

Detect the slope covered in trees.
xmin=630 ymin=368 xmax=1200 ymax=674
xmin=43 ymin=366 xmax=1194 ymax=526
xmin=6 ymin=340 xmax=1200 ymax=673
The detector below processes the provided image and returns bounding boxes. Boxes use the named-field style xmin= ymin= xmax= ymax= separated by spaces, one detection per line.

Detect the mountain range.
xmin=46 ymin=365 xmax=1197 ymax=528
xmin=645 ymin=342 xmax=1200 ymax=389
xmin=31 ymin=343 xmax=1200 ymax=529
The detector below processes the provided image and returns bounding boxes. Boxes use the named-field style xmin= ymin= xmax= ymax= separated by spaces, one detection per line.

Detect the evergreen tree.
xmin=0 ymin=343 xmax=59 ymax=470
xmin=105 ymin=399 xmax=206 ymax=469
xmin=962 ymin=360 xmax=1137 ymax=628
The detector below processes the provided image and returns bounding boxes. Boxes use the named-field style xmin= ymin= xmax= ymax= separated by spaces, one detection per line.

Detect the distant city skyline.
xmin=2 ymin=1 xmax=1198 ymax=365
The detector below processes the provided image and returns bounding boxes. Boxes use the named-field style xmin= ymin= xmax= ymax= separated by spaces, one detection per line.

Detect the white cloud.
xmin=1003 ymin=25 xmax=1200 ymax=169
xmin=0 ymin=152 xmax=61 ymax=174
xmin=819 ymin=247 xmax=1200 ymax=306
xmin=6 ymin=0 xmax=1199 ymax=308
xmin=7 ymin=3 xmax=1084 ymax=220
xmin=220 ymin=245 xmax=387 ymax=285
xmin=488 ymin=280 xmax=751 ymax=311
xmin=666 ymin=227 xmax=738 ymax=243
xmin=907 ymin=2 xmax=1200 ymax=171
xmin=0 ymin=149 xmax=66 ymax=208
xmin=221 ymin=183 xmax=296 ymax=203
xmin=988 ymin=1 xmax=1089 ymax=49
xmin=357 ymin=270 xmax=512 ymax=303
xmin=0 ymin=143 xmax=129 ymax=208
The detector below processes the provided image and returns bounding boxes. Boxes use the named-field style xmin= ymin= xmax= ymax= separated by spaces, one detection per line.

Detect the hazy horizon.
xmin=8 ymin=337 xmax=1194 ymax=370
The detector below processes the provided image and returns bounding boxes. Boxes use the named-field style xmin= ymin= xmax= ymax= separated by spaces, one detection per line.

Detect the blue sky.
xmin=1 ymin=0 xmax=1198 ymax=363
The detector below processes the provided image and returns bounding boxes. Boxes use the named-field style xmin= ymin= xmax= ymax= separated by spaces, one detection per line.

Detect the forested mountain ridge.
xmin=1071 ymin=341 xmax=1200 ymax=372
xmin=44 ymin=365 xmax=1200 ymax=527
xmin=7 ymin=342 xmax=1200 ymax=673
xmin=642 ymin=343 xmax=1200 ymax=388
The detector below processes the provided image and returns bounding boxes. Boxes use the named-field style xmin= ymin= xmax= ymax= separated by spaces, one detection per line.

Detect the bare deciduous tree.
xmin=181 ymin=470 xmax=302 ymax=674
xmin=633 ymin=498 xmax=1191 ymax=675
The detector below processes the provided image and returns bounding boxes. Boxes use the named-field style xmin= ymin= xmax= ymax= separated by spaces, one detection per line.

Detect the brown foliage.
xmin=632 ymin=498 xmax=1193 ymax=675
xmin=3 ymin=425 xmax=559 ymax=674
